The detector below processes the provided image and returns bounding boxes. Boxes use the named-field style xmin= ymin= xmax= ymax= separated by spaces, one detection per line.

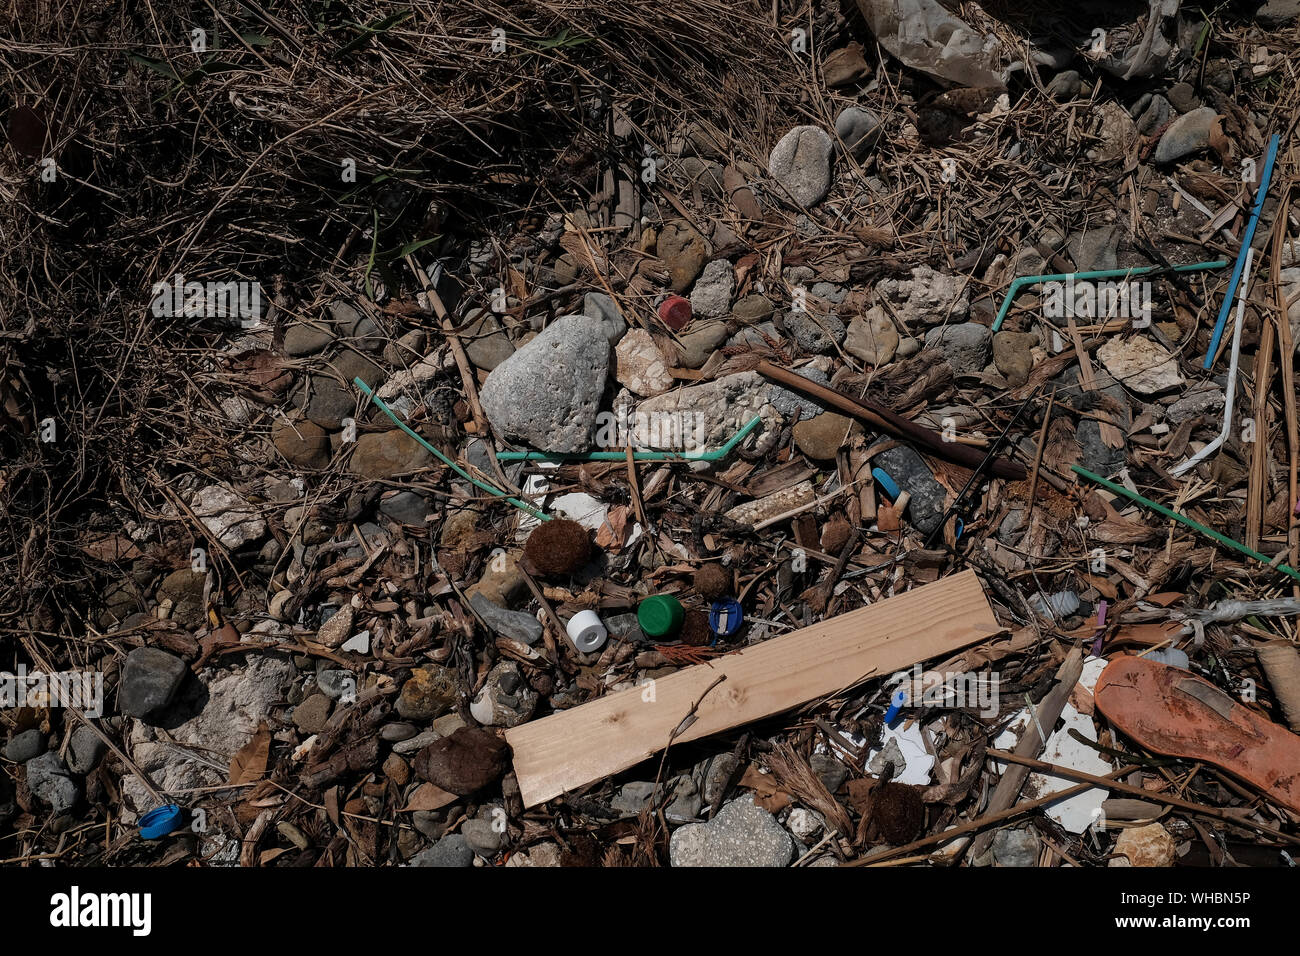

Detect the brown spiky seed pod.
xmin=524 ymin=518 xmax=591 ymax=575
xmin=694 ymin=563 xmax=731 ymax=600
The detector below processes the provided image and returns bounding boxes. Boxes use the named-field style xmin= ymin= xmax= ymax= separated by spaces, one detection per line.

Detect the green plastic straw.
xmin=496 ymin=415 xmax=763 ymax=462
xmin=353 ymin=377 xmax=550 ymax=521
xmin=1072 ymin=465 xmax=1300 ymax=583
xmin=991 ymin=260 xmax=1229 ymax=332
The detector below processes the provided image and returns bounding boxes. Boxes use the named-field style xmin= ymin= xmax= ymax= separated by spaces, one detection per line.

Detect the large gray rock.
xmin=1155 ymin=107 xmax=1219 ymax=164
xmin=5 ymin=729 xmax=44 ymax=762
xmin=768 ymin=126 xmax=834 ymax=207
xmin=690 ymin=259 xmax=735 ymax=319
xmin=67 ymin=726 xmax=107 ymax=774
xmin=409 ymin=833 xmax=473 ymax=867
xmin=784 ymin=310 xmax=845 ymax=354
xmin=470 ymin=592 xmax=542 ymax=646
xmin=925 ymin=322 xmax=991 ymax=373
xmin=25 ymin=752 xmax=80 ymax=814
xmin=669 ymin=795 xmax=794 ymax=867
xmin=479 ymin=316 xmax=609 ymax=453
xmin=119 ymin=647 xmax=188 ymax=719
xmin=583 ymin=292 xmax=627 ymax=344
xmin=870 ymin=443 xmax=948 ymax=535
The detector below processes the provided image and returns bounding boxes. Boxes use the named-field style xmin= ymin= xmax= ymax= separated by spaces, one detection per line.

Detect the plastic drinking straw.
xmin=990 ymin=260 xmax=1229 ymax=333
xmin=496 ymin=415 xmax=762 ymax=462
xmin=1171 ymin=247 xmax=1254 ymax=475
xmin=353 ymin=377 xmax=550 ymax=521
xmin=1203 ymin=132 xmax=1280 ymax=369
xmin=1071 ymin=464 xmax=1300 ymax=583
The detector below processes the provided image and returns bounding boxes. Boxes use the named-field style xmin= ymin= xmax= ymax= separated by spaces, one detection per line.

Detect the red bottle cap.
xmin=658 ymin=295 xmax=692 ymax=331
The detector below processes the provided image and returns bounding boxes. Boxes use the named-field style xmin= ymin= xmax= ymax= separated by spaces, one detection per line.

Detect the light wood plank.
xmin=507 ymin=570 xmax=1001 ymax=807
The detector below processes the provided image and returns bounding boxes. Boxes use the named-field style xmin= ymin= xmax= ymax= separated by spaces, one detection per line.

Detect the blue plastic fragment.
xmin=139 ymin=804 xmax=183 ymax=840
xmin=884 ymin=689 xmax=907 ymax=727
xmin=871 ymin=467 xmax=900 ymax=500
xmin=954 ymin=518 xmax=964 ymax=540
xmin=708 ymin=599 xmax=744 ymax=638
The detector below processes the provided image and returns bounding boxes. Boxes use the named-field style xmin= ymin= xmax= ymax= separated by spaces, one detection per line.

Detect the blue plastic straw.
xmin=1203 ymin=133 xmax=1280 ymax=369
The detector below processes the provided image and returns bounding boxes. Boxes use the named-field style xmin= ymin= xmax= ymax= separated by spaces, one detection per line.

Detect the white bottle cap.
xmin=565 ymin=609 xmax=608 ymax=654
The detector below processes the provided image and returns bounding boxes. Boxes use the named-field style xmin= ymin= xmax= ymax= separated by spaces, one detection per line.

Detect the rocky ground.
xmin=4 ymin=2 xmax=1300 ymax=868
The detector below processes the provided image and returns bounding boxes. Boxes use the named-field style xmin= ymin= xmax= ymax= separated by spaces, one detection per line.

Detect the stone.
xmin=432 ymin=713 xmax=467 ymax=737
xmin=844 ymin=307 xmax=899 ymax=365
xmin=924 ymin=322 xmax=991 ymax=374
xmin=669 ymin=795 xmax=794 ymax=867
xmin=1258 ymin=0 xmax=1300 ymax=26
xmin=414 ymin=726 xmax=509 ymax=795
xmin=5 ymin=729 xmax=44 ymax=762
xmin=612 ymin=780 xmax=656 ymax=814
xmin=992 ymin=827 xmax=1040 ymax=867
xmin=665 ymin=776 xmax=703 ymax=824
xmin=470 ymin=592 xmax=542 ymax=646
xmin=1077 ymin=419 xmax=1127 ymax=476
xmin=614 ymin=329 xmax=673 ymax=397
xmin=1166 ymin=384 xmax=1225 ymax=424
xmin=877 ymin=265 xmax=969 ymax=326
xmin=504 ymin=842 xmax=562 ymax=867
xmin=1155 ymin=107 xmax=1219 ymax=164
xmin=726 ymin=320 xmax=780 ymax=349
xmin=823 ymin=43 xmax=870 ymax=87
xmin=381 ymin=721 xmax=418 ymax=742
xmin=190 ymin=484 xmax=265 ymax=549
xmin=674 ymin=321 xmax=729 ymax=368
xmin=461 ymin=817 xmax=505 ymax=855
xmin=283 ymin=320 xmax=336 ymax=356
xmin=341 ymin=630 xmax=370 ymax=654
xmin=272 ymin=417 xmax=330 ymax=469
xmin=462 ymin=309 xmax=515 ymax=371
xmin=633 ymin=371 xmax=781 ymax=455
xmin=657 ymin=220 xmax=711 ymax=292
xmin=732 ymin=294 xmax=774 ymax=325
xmin=316 ymin=605 xmax=353 ymax=648
xmin=396 ymin=665 xmax=459 ymax=721
xmin=793 ymin=412 xmax=854 ymax=460
xmin=299 ymin=350 xmax=383 ymax=428
xmin=393 ymin=730 xmax=439 ymax=755
xmin=1089 ymin=102 xmax=1137 ymax=163
xmin=786 ymin=808 xmax=824 ymax=842
xmin=1045 ymin=70 xmax=1080 ymax=99
xmin=67 ymin=726 xmax=106 ymax=774
xmin=440 ymin=509 xmax=480 ymax=551
xmin=769 ymin=126 xmax=834 ymax=207
xmin=349 ymin=429 xmax=434 ymax=478
xmin=783 ymin=310 xmax=845 ymax=354
xmin=1166 ymin=82 xmax=1200 ymax=114
xmin=120 ymin=656 xmax=294 ymax=812
xmin=317 ymin=669 xmax=355 ymax=700
xmin=992 ymin=330 xmax=1038 ymax=386
xmin=810 ymin=752 xmax=847 ymax=793
xmin=835 ymin=106 xmax=881 ymax=158
xmin=1135 ymin=94 xmax=1172 ymax=136
xmin=583 ymin=292 xmax=627 ymax=344
xmin=469 ymin=661 xmax=538 ymax=728
xmin=383 ymin=328 xmax=427 ymax=365
xmin=156 ymin=568 xmax=206 ymax=630
xmin=293 ymin=694 xmax=332 ymax=734
xmin=410 ymin=833 xmax=473 ymax=867
xmin=383 ymin=752 xmax=410 ymax=786
xmin=1097 ymin=336 xmax=1184 ymax=394
xmin=479 ymin=316 xmax=610 ymax=453
xmin=871 ymin=443 xmax=947 ymax=534
xmin=690 ymin=259 xmax=734 ymax=318
xmin=119 ymin=647 xmax=188 ymax=719
xmin=1067 ymin=226 xmax=1120 ymax=272
xmin=897 ymin=336 xmax=922 ymax=358
xmin=467 ymin=551 xmax=527 ymax=607
xmin=702 ymin=753 xmax=740 ymax=805
xmin=25 ymin=752 xmax=80 ymax=814
xmin=379 ymin=490 xmax=429 ymax=526
xmin=1110 ymin=822 xmax=1176 ymax=867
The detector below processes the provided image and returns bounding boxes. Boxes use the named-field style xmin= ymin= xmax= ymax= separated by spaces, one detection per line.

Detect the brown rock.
xmin=383 ymin=752 xmax=411 ymax=786
xmin=1109 ymin=822 xmax=1176 ymax=867
xmin=349 ymin=429 xmax=434 ymax=478
xmin=657 ymin=220 xmax=710 ymax=292
xmin=293 ymin=694 xmax=332 ymax=734
xmin=272 ymin=416 xmax=331 ymax=469
xmin=395 ymin=665 xmax=459 ymax=721
xmin=823 ymin=43 xmax=871 ymax=87
xmin=793 ymin=411 xmax=855 ymax=460
xmin=414 ymin=726 xmax=510 ymax=795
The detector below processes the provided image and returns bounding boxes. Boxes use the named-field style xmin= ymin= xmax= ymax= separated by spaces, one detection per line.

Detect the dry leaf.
xmin=80 ymin=533 xmax=142 ymax=563
xmin=229 ymin=720 xmax=271 ymax=785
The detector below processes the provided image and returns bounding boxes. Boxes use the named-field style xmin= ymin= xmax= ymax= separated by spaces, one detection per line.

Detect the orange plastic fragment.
xmin=1095 ymin=655 xmax=1300 ymax=814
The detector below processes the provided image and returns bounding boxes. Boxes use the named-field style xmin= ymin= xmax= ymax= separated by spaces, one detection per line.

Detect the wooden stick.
xmin=755 ymin=360 xmax=1026 ymax=479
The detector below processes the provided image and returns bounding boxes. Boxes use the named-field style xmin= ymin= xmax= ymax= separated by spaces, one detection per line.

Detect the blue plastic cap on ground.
xmin=708 ymin=598 xmax=744 ymax=637
xmin=871 ymin=467 xmax=900 ymax=500
xmin=139 ymin=804 xmax=183 ymax=840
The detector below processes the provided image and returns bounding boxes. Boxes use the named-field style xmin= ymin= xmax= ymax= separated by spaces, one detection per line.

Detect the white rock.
xmin=1097 ymin=336 xmax=1184 ymax=394
xmin=614 ymin=329 xmax=674 ymax=397
xmin=191 ymin=484 xmax=265 ymax=548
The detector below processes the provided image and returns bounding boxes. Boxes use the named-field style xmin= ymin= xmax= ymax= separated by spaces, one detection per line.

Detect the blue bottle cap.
xmin=871 ymin=467 xmax=901 ymax=500
xmin=708 ymin=599 xmax=744 ymax=638
xmin=139 ymin=804 xmax=183 ymax=840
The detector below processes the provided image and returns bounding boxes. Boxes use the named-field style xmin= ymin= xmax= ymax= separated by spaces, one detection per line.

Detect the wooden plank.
xmin=507 ymin=570 xmax=1001 ymax=807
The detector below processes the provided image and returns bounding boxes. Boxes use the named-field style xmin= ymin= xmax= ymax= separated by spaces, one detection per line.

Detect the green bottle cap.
xmin=637 ymin=594 xmax=684 ymax=638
